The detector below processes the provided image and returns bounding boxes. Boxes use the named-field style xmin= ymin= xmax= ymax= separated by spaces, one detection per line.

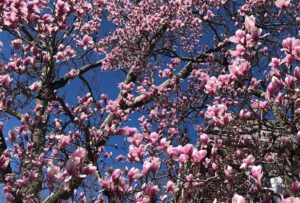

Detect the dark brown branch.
xmin=52 ymin=60 xmax=103 ymax=90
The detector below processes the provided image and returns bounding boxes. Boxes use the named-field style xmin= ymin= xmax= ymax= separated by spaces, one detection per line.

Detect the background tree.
xmin=0 ymin=0 xmax=299 ymax=202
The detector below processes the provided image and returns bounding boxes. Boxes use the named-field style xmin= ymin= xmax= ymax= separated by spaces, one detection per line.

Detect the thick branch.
xmin=52 ymin=60 xmax=103 ymax=90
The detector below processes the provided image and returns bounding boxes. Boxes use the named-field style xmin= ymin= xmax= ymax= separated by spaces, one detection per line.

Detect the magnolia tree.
xmin=0 ymin=0 xmax=300 ymax=202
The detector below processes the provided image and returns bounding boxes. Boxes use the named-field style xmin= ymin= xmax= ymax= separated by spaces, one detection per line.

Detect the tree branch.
xmin=52 ymin=60 xmax=103 ymax=90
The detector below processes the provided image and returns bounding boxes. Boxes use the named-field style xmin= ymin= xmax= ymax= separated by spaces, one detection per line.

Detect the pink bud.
xmin=297 ymin=131 xmax=300 ymax=145
xmin=285 ymin=75 xmax=295 ymax=89
xmin=212 ymin=163 xmax=218 ymax=171
xmin=225 ymin=165 xmax=234 ymax=182
xmin=291 ymin=182 xmax=299 ymax=194
xmin=294 ymin=67 xmax=300 ymax=81
xmin=280 ymin=136 xmax=290 ymax=145
xmin=265 ymin=154 xmax=273 ymax=163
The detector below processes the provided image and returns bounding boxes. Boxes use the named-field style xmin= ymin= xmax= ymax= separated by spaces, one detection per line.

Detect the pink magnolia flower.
xmin=251 ymin=165 xmax=263 ymax=179
xmin=178 ymin=154 xmax=189 ymax=164
xmin=56 ymin=0 xmax=70 ymax=17
xmin=205 ymin=104 xmax=233 ymax=126
xmin=142 ymin=157 xmax=160 ymax=175
xmin=128 ymin=133 xmax=143 ymax=147
xmin=116 ymin=155 xmax=124 ymax=162
xmin=143 ymin=182 xmax=159 ymax=198
xmin=191 ymin=149 xmax=207 ymax=163
xmin=184 ymin=144 xmax=194 ymax=157
xmin=149 ymin=132 xmax=160 ymax=144
xmin=128 ymin=167 xmax=142 ymax=183
xmin=65 ymin=160 xmax=78 ymax=180
xmin=0 ymin=75 xmax=12 ymax=87
xmin=158 ymin=138 xmax=170 ymax=150
xmin=54 ymin=119 xmax=62 ymax=130
xmin=275 ymin=0 xmax=291 ymax=9
xmin=5 ymin=193 xmax=14 ymax=202
xmin=46 ymin=166 xmax=61 ymax=183
xmin=282 ymin=38 xmax=300 ymax=59
xmin=229 ymin=59 xmax=251 ymax=80
xmin=199 ymin=134 xmax=209 ymax=144
xmin=291 ymin=182 xmax=299 ymax=194
xmin=101 ymin=179 xmax=112 ymax=191
xmin=79 ymin=112 xmax=88 ymax=123
xmin=0 ymin=151 xmax=11 ymax=169
xmin=205 ymin=76 xmax=219 ymax=95
xmin=245 ymin=15 xmax=256 ymax=31
xmin=266 ymin=77 xmax=282 ymax=97
xmin=269 ymin=58 xmax=281 ymax=68
xmin=68 ymin=69 xmax=80 ymax=79
xmin=232 ymin=194 xmax=247 ymax=203
xmin=240 ymin=154 xmax=255 ymax=169
xmin=8 ymin=130 xmax=18 ymax=142
xmin=116 ymin=126 xmax=137 ymax=137
xmin=82 ymin=164 xmax=97 ymax=176
xmin=112 ymin=169 xmax=122 ymax=182
xmin=229 ymin=30 xmax=246 ymax=44
xmin=128 ymin=144 xmax=146 ymax=162
xmin=294 ymin=66 xmax=300 ymax=81
xmin=230 ymin=44 xmax=246 ymax=57
xmin=160 ymin=195 xmax=168 ymax=202
xmin=281 ymin=197 xmax=300 ymax=203
xmin=29 ymin=81 xmax=41 ymax=91
xmin=285 ymin=75 xmax=296 ymax=89
xmin=71 ymin=147 xmax=87 ymax=165
xmin=225 ymin=165 xmax=234 ymax=182
xmin=65 ymin=46 xmax=75 ymax=58
xmin=77 ymin=35 xmax=93 ymax=49
xmin=58 ymin=135 xmax=71 ymax=147
xmin=11 ymin=39 xmax=23 ymax=49
xmin=55 ymin=52 xmax=65 ymax=61
xmin=165 ymin=180 xmax=176 ymax=193
xmin=15 ymin=179 xmax=28 ymax=189
xmin=167 ymin=145 xmax=184 ymax=157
